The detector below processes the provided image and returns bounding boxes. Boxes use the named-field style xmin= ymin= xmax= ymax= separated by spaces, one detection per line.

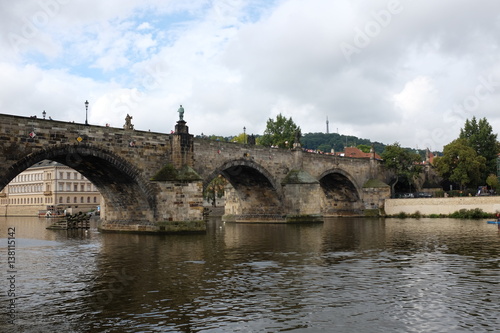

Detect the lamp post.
xmin=243 ymin=126 xmax=246 ymax=144
xmin=85 ymin=100 xmax=89 ymax=125
xmin=42 ymin=110 xmax=46 ymax=119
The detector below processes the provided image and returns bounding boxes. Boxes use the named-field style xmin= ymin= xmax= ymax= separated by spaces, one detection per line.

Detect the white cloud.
xmin=137 ymin=22 xmax=153 ymax=30
xmin=1 ymin=0 xmax=500 ymax=150
xmin=393 ymin=76 xmax=438 ymax=116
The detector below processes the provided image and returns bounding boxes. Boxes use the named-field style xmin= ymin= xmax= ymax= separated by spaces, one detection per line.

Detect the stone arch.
xmin=204 ymin=159 xmax=281 ymax=195
xmin=0 ymin=143 xmax=157 ymax=222
xmin=319 ymin=168 xmax=363 ymax=216
xmin=204 ymin=158 xmax=284 ymax=218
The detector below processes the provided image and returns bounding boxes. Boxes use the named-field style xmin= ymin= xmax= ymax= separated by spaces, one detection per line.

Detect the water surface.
xmin=1 ymin=217 xmax=499 ymax=332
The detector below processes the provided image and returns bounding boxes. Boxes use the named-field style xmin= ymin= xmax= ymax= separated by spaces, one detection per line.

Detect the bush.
xmin=449 ymin=208 xmax=490 ymax=219
xmin=396 ymin=212 xmax=408 ymax=219
xmin=410 ymin=211 xmax=422 ymax=219
xmin=388 ymin=208 xmax=494 ymax=219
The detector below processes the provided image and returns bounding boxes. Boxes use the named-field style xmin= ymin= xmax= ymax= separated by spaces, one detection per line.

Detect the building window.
xmin=66 ymin=197 xmax=70 ymax=203
xmin=67 ymin=172 xmax=71 ymax=179
xmin=74 ymin=184 xmax=78 ymax=192
xmin=94 ymin=197 xmax=97 ymax=203
xmin=80 ymin=197 xmax=84 ymax=203
xmin=59 ymin=183 xmax=64 ymax=191
xmin=87 ymin=197 xmax=90 ymax=203
xmin=74 ymin=197 xmax=77 ymax=203
xmin=59 ymin=197 xmax=63 ymax=204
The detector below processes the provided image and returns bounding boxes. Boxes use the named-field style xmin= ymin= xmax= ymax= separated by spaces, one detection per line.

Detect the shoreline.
xmin=385 ymin=196 xmax=500 ymax=216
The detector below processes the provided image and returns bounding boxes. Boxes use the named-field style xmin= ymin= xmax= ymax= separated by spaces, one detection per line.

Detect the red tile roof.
xmin=342 ymin=147 xmax=381 ymax=159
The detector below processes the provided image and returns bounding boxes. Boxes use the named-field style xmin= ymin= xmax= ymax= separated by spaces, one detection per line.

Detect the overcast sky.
xmin=1 ymin=0 xmax=500 ymax=151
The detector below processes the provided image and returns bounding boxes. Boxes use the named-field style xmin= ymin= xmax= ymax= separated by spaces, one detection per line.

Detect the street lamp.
xmin=42 ymin=110 xmax=46 ymax=119
xmin=85 ymin=100 xmax=89 ymax=125
xmin=243 ymin=126 xmax=246 ymax=144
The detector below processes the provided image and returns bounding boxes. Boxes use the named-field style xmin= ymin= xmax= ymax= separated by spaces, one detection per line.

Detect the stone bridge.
xmin=0 ymin=113 xmax=390 ymax=233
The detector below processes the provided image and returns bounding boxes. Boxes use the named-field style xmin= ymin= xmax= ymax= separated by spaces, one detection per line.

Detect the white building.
xmin=0 ymin=160 xmax=101 ymax=216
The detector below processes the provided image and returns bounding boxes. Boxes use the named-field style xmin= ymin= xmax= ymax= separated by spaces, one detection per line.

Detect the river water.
xmin=1 ymin=217 xmax=499 ymax=332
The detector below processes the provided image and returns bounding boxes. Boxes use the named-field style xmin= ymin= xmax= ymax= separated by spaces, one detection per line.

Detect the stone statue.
xmin=178 ymin=105 xmax=184 ymax=121
xmin=293 ymin=129 xmax=302 ymax=148
xmin=124 ymin=114 xmax=134 ymax=130
xmin=247 ymin=134 xmax=256 ymax=145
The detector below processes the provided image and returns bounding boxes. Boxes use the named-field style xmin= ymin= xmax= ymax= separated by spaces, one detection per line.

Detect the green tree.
xmin=259 ymin=113 xmax=300 ymax=148
xmin=486 ymin=174 xmax=500 ymax=191
xmin=357 ymin=144 xmax=371 ymax=153
xmin=208 ymin=135 xmax=226 ymax=141
xmin=381 ymin=142 xmax=423 ymax=196
xmin=317 ymin=144 xmax=332 ymax=152
xmin=434 ymin=138 xmax=486 ymax=189
xmin=459 ymin=117 xmax=499 ymax=179
xmin=204 ymin=175 xmax=227 ymax=206
xmin=232 ymin=133 xmax=246 ymax=144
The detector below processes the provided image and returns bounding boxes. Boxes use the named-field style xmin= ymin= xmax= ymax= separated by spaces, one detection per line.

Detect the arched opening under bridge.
xmin=0 ymin=144 xmax=157 ymax=223
xmin=204 ymin=159 xmax=284 ymax=222
xmin=319 ymin=170 xmax=364 ymax=216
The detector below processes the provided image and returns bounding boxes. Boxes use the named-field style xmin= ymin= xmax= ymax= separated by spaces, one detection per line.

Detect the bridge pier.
xmin=97 ymin=111 xmax=206 ymax=234
xmin=97 ymin=178 xmax=206 ymax=234
xmin=98 ymin=175 xmax=206 ymax=234
xmin=281 ymin=169 xmax=323 ymax=223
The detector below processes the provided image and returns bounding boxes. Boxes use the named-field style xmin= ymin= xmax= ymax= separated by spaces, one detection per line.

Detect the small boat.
xmin=487 ymin=221 xmax=500 ymax=224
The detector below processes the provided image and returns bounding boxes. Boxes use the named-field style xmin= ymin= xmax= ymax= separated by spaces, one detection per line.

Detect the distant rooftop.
xmin=27 ymin=160 xmax=66 ymax=169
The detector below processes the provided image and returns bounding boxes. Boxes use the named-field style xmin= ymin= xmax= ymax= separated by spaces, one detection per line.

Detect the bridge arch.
xmin=319 ymin=168 xmax=364 ymax=216
xmin=0 ymin=144 xmax=157 ymax=222
xmin=204 ymin=158 xmax=284 ymax=218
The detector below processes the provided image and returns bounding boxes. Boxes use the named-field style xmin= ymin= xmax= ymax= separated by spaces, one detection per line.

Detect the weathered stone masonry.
xmin=0 ymin=113 xmax=391 ymax=233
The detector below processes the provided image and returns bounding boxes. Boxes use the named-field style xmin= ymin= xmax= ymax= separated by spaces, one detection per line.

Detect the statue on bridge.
xmin=293 ymin=129 xmax=302 ymax=148
xmin=247 ymin=134 xmax=256 ymax=145
xmin=124 ymin=114 xmax=134 ymax=130
xmin=178 ymin=105 xmax=184 ymax=121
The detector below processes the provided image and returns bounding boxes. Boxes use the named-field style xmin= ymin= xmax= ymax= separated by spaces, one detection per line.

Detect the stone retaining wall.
xmin=385 ymin=197 xmax=500 ymax=215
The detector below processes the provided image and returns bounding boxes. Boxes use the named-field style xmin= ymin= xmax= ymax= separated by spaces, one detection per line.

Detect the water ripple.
xmin=2 ymin=217 xmax=499 ymax=332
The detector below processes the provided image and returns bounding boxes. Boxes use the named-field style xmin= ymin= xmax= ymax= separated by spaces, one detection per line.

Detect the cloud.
xmin=1 ymin=0 xmax=500 ymax=150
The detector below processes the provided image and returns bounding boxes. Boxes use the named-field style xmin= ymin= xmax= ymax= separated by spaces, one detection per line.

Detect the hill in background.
xmin=301 ymin=132 xmax=386 ymax=154
xmin=203 ymin=132 xmax=435 ymax=160
xmin=301 ymin=133 xmax=438 ymax=161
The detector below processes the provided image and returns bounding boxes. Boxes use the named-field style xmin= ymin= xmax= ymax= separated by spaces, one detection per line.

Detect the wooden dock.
xmin=46 ymin=213 xmax=91 ymax=230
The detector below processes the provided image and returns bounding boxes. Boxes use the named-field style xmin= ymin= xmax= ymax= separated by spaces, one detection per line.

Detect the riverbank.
xmin=385 ymin=196 xmax=500 ymax=216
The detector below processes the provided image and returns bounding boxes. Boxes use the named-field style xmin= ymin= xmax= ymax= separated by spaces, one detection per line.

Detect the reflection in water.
xmin=0 ymin=217 xmax=499 ymax=332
